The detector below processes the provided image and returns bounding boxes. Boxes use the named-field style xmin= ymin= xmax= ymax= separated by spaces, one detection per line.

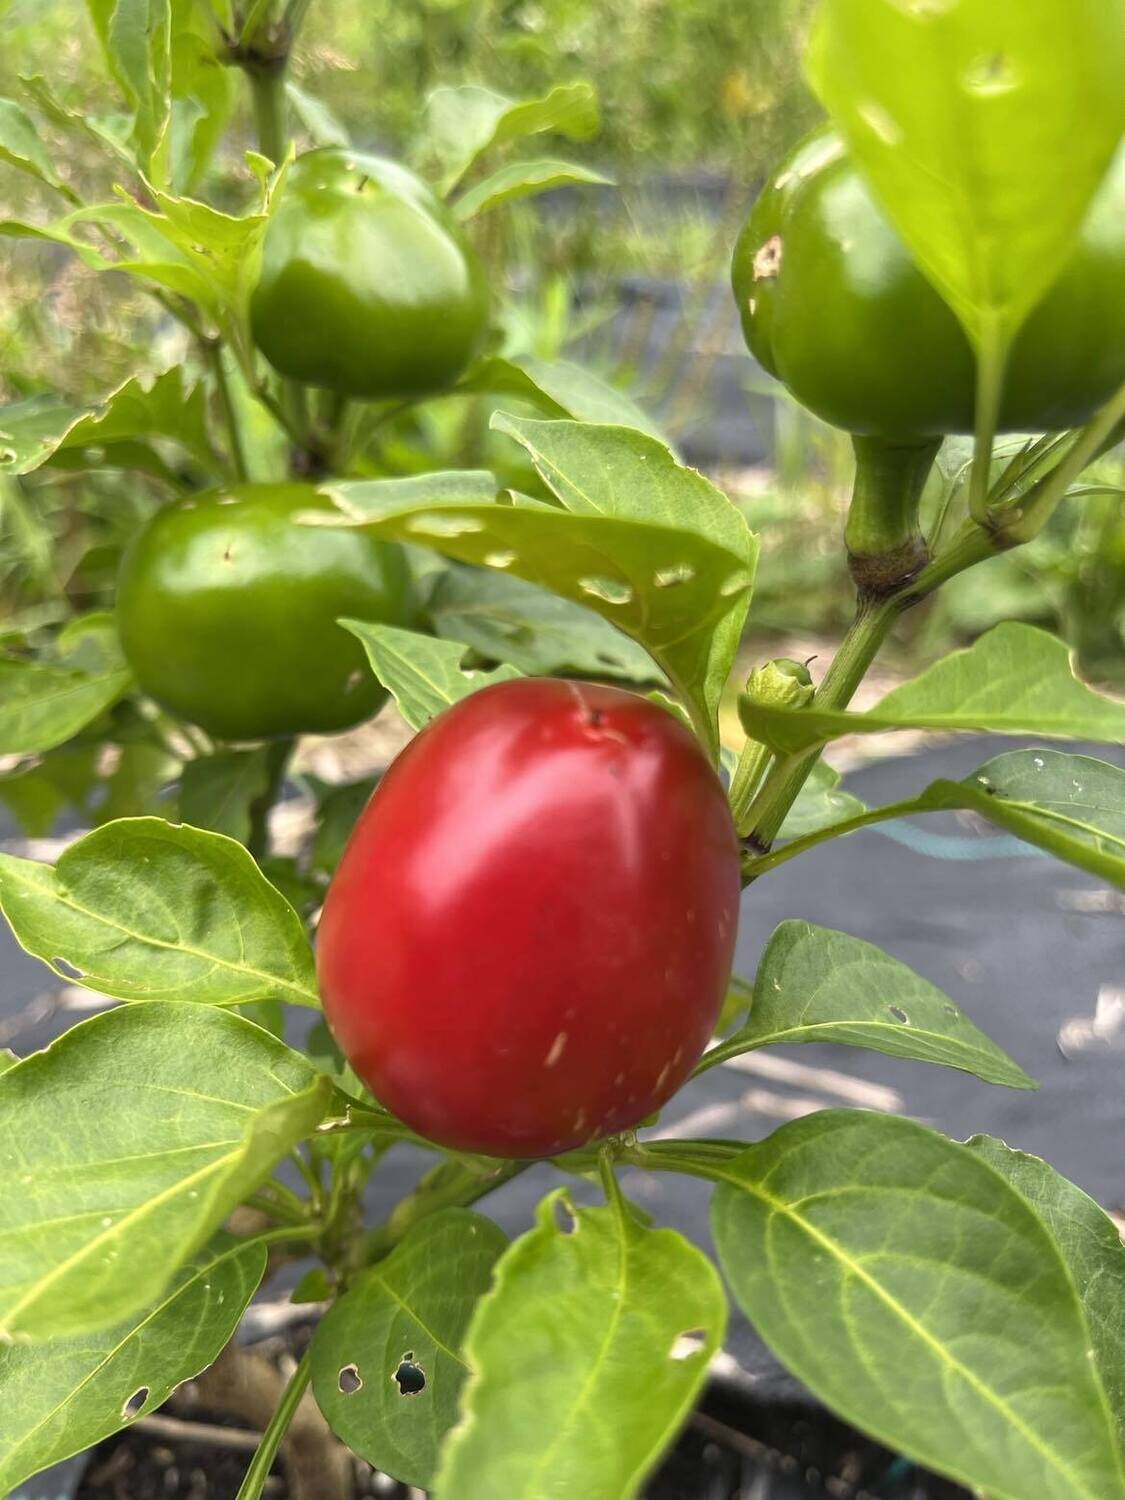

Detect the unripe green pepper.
xmin=116 ymin=483 xmax=414 ymax=741
xmin=251 ymin=149 xmax=491 ymax=401
xmin=733 ymin=127 xmax=1125 ymax=439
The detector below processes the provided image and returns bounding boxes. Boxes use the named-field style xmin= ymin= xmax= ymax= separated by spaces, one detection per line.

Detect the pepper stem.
xmin=845 ymin=434 xmax=940 ymax=597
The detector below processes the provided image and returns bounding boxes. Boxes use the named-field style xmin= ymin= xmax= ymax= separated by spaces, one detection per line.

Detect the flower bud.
xmin=744 ymin=657 xmax=814 ymax=710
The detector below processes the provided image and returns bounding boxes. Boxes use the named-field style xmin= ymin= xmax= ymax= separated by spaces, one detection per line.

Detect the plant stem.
xmin=845 ymin=435 xmax=939 ymax=590
xmin=727 ymin=737 xmax=772 ymax=835
xmin=235 ymin=1347 xmax=313 ymax=1500
xmin=740 ymin=593 xmax=899 ymax=852
xmin=740 ymin=794 xmax=924 ymax=880
xmin=349 ymin=1159 xmax=527 ymax=1275
xmin=290 ymin=1147 xmax=324 ymax=1205
xmin=246 ymin=1185 xmax=311 ymax=1226
xmin=620 ymin=1141 xmax=744 ymax=1178
xmin=968 ymin=321 xmax=1006 ymax=523
xmin=250 ymin=67 xmax=288 ymax=166
xmin=202 ymin=338 xmax=250 ymax=482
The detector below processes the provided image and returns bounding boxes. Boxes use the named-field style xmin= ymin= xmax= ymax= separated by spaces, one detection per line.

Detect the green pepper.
xmin=733 ymin=127 xmax=1125 ymax=438
xmin=250 ymin=149 xmax=490 ymax=401
xmin=116 ymin=483 xmax=413 ymax=741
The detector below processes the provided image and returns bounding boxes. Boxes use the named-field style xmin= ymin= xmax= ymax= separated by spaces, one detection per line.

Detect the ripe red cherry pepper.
xmin=317 ymin=678 xmax=741 ymax=1157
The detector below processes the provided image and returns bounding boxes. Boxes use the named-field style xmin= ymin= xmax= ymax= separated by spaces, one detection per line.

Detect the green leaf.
xmin=459 ymin=355 xmax=667 ymax=443
xmin=0 ymin=1234 xmax=265 ymax=1492
xmin=0 ymin=745 xmax=101 ymax=838
xmin=286 ymin=81 xmax=350 ymax=147
xmin=341 ymin=621 xmax=523 ymax=732
xmin=320 ymin=468 xmax=498 ymax=518
xmin=323 ymin=448 xmax=753 ymax=757
xmin=806 ymin=0 xmax=1125 ymax=353
xmin=0 ymin=816 xmax=320 ymax=1007
xmin=179 ymin=746 xmax=277 ymax=844
xmin=0 ymin=372 xmax=212 ymax=480
xmin=309 ymin=776 xmax=379 ymax=878
xmin=704 ymin=921 xmax=1034 ymax=1089
xmin=0 ymin=1004 xmax=332 ymax=1339
xmin=969 ymin=1136 xmax=1125 ymax=1459
xmin=923 ymin=750 xmax=1125 ymax=888
xmin=97 ymin=741 xmax=178 ymax=824
xmin=742 ymin=624 xmax=1125 ymax=754
xmin=428 ymin=564 xmax=663 ymax=683
xmin=0 ymin=97 xmax=71 ymax=197
xmin=19 ymin=73 xmax=137 ymax=175
xmin=4 ymin=154 xmax=291 ymax=336
xmin=424 ymin=81 xmax=600 ymax=193
xmin=0 ymin=613 xmax=132 ymax=756
xmin=57 ymin=367 xmax=215 ymax=472
xmin=86 ymin=0 xmax=173 ymax=178
xmin=0 ymin=395 xmax=90 ymax=474
xmin=436 ymin=1190 xmax=727 ymax=1500
xmin=712 ymin=1110 xmax=1125 ymax=1500
xmin=311 ymin=1210 xmax=507 ymax=1489
xmin=752 ymin=750 xmax=1125 ymax=891
xmin=168 ymin=23 xmax=236 ymax=192
xmin=454 ymin=158 xmax=611 ymax=220
xmin=777 ymin=759 xmax=864 ymax=839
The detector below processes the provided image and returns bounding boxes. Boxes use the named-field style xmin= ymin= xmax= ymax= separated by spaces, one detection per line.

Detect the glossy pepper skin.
xmin=317 ymin=678 xmax=741 ymax=1158
xmin=116 ymin=483 xmax=413 ymax=741
xmin=733 ymin=127 xmax=1125 ymax=438
xmin=250 ymin=149 xmax=490 ymax=400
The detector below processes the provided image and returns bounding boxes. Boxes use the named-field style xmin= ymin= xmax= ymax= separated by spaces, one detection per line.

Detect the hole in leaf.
xmin=963 ymin=52 xmax=1017 ymax=96
xmin=338 ymin=1364 xmax=362 ymax=1394
xmin=552 ymin=1197 xmax=580 ymax=1235
xmin=889 ymin=1006 xmax=909 ymax=1024
xmin=53 ymin=957 xmax=85 ymax=980
xmin=484 ymin=549 xmax=517 ymax=568
xmin=857 ymin=100 xmax=902 ymax=146
xmin=891 ymin=0 xmax=957 ymax=16
xmin=720 ymin=570 xmax=753 ymax=597
xmin=0 ymin=447 xmax=16 ymax=464
xmin=405 ymin=513 xmax=485 ymax=538
xmin=654 ymin=564 xmax=695 ymax=589
xmin=122 ymin=1387 xmax=149 ymax=1421
xmin=669 ymin=1331 xmax=706 ymax=1361
xmin=578 ymin=576 xmax=633 ymax=606
xmin=392 ymin=1355 xmax=426 ymax=1396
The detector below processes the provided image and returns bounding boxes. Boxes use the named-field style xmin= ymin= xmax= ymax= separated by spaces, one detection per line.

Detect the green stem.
xmin=727 ymin=737 xmax=772 ymax=835
xmin=245 ymin=1188 xmax=311 ymax=1227
xmin=202 ymin=339 xmax=249 ymax=482
xmin=845 ymin=435 xmax=939 ymax=591
xmin=620 ymin=1141 xmax=744 ymax=1179
xmin=290 ymin=1147 xmax=324 ymax=1203
xmin=997 ymin=381 xmax=1125 ymax=543
xmin=968 ymin=323 xmax=1007 ymax=524
xmin=349 ymin=1159 xmax=527 ymax=1275
xmin=250 ymin=66 xmax=288 ymax=166
xmin=740 ymin=794 xmax=924 ymax=880
xmin=741 ymin=594 xmax=899 ymax=852
xmin=235 ymin=1347 xmax=313 ymax=1500
xmin=247 ymin=736 xmax=295 ymax=860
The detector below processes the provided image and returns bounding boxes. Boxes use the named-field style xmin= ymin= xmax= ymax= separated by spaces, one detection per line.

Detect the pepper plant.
xmin=1 ymin=2 xmax=1124 ymax=1498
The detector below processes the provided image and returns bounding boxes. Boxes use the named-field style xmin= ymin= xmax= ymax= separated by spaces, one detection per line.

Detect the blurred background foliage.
xmin=0 ymin=0 xmax=1122 ymax=685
